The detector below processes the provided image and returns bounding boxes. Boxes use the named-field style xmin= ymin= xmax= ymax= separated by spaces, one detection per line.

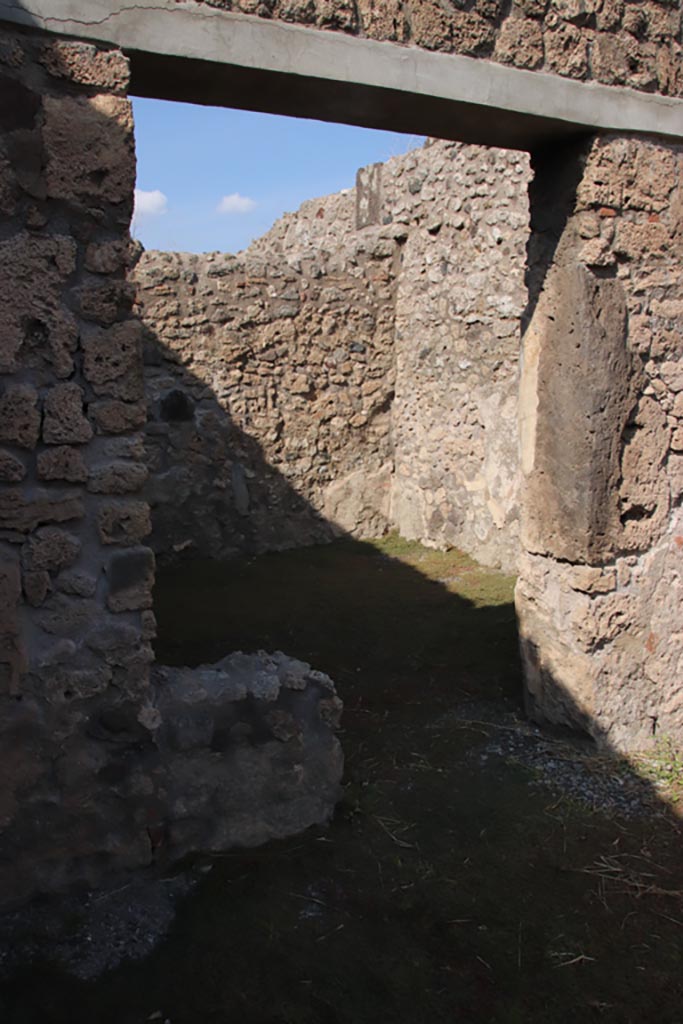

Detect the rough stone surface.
xmin=0 ymin=28 xmax=344 ymax=912
xmin=151 ymin=652 xmax=343 ymax=860
xmin=0 ymin=450 xmax=26 ymax=483
xmin=0 ymin=28 xmax=156 ymax=908
xmin=135 ymin=184 xmax=397 ymax=558
xmin=0 ymin=384 xmax=40 ymax=448
xmin=43 ymin=383 xmax=93 ymax=445
xmin=517 ymin=134 xmax=683 ymax=752
xmin=0 ymin=649 xmax=342 ymax=909
xmin=0 ymin=232 xmax=79 ymax=380
xmin=43 ymin=92 xmax=135 ymax=210
xmin=134 ymin=139 xmax=530 ymax=571
xmin=36 ymin=446 xmax=88 ymax=482
xmin=96 ymin=500 xmax=152 ymax=545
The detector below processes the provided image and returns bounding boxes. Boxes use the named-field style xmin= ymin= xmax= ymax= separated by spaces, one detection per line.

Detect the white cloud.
xmin=217 ymin=192 xmax=257 ymax=215
xmin=134 ymin=188 xmax=168 ymax=218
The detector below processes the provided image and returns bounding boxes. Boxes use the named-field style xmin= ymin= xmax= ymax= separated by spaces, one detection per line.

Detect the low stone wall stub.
xmin=152 ymin=652 xmax=344 ymax=861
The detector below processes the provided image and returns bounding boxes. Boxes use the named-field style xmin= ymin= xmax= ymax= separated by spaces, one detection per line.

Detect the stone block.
xmin=628 ymin=145 xmax=678 ymax=213
xmin=110 ymin=652 xmax=154 ymax=700
xmin=567 ymin=564 xmax=617 ymax=595
xmin=323 ymin=463 xmax=392 ymax=538
xmin=149 ymin=650 xmax=343 ymax=862
xmin=24 ymin=528 xmax=81 ymax=572
xmin=0 ymin=555 xmax=21 ymax=611
xmin=56 ymin=570 xmax=97 ymax=598
xmin=82 ymin=321 xmax=143 ymax=398
xmin=91 ymin=400 xmax=147 ymax=435
xmin=544 ymin=22 xmax=588 ymax=79
xmin=101 ymin=436 xmax=146 ymax=461
xmin=87 ymin=461 xmax=148 ymax=495
xmin=39 ymin=40 xmax=129 ymax=93
xmin=356 ymin=0 xmax=406 ymax=40
xmin=494 ymin=14 xmax=544 ymax=68
xmin=0 ymin=385 xmax=40 ymax=449
xmin=0 ymin=490 xmax=83 ymax=534
xmin=85 ymin=619 xmax=143 ymax=660
xmin=36 ymin=594 xmax=102 ymax=638
xmin=0 ymin=233 xmax=79 ymax=378
xmin=97 ymin=501 xmax=151 ymax=545
xmin=77 ymin=282 xmax=135 ymax=327
xmin=619 ymin=396 xmax=670 ymax=550
xmin=44 ymin=93 xmax=134 ymax=208
xmin=660 ymin=361 xmax=683 ymax=394
xmin=0 ymin=450 xmax=26 ymax=483
xmin=46 ymin=665 xmax=113 ymax=701
xmin=668 ymin=453 xmax=683 ymax=502
xmin=43 ymin=384 xmax=93 ymax=445
xmin=589 ymin=32 xmax=631 ymax=87
xmin=84 ymin=240 xmax=130 ymax=275
xmin=37 ymin=447 xmax=88 ymax=483
xmin=614 ymin=219 xmax=672 ymax=260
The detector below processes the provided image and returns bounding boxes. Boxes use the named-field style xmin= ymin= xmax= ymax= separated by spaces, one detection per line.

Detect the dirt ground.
xmin=3 ymin=536 xmax=683 ymax=1023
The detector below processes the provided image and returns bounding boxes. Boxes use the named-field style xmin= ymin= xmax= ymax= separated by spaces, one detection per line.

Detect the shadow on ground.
xmin=4 ymin=535 xmax=683 ymax=1024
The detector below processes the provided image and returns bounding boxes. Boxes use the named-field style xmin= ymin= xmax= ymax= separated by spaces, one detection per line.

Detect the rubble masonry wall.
xmin=0 ymin=27 xmax=342 ymax=909
xmin=134 ymin=140 xmax=530 ymax=572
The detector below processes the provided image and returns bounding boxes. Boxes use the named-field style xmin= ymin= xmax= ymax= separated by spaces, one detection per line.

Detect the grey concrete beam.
xmin=2 ymin=0 xmax=682 ymax=150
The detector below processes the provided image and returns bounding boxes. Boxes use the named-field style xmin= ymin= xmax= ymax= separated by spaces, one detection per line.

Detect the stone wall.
xmin=517 ymin=133 xmax=683 ymax=751
xmin=0 ymin=26 xmax=342 ymax=909
xmin=135 ymin=188 xmax=397 ymax=560
xmin=195 ymin=0 xmax=683 ymax=97
xmin=134 ymin=139 xmax=530 ymax=572
xmin=0 ymin=25 xmax=154 ymax=902
xmin=3 ymin=6 xmax=683 ymax=914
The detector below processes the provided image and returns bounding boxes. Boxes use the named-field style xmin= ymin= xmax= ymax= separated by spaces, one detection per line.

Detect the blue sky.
xmin=132 ymin=97 xmax=425 ymax=254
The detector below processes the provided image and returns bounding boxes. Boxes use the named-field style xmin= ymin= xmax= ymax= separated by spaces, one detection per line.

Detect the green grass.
xmin=631 ymin=737 xmax=683 ymax=807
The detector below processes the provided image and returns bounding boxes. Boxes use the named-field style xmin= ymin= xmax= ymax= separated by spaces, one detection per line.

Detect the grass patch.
xmin=630 ymin=737 xmax=683 ymax=809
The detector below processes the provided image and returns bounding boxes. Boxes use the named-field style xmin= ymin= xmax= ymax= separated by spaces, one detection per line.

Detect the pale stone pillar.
xmin=518 ymin=134 xmax=683 ymax=751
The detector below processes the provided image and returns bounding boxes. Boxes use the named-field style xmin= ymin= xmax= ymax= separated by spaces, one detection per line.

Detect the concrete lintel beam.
xmin=1 ymin=0 xmax=682 ymax=150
